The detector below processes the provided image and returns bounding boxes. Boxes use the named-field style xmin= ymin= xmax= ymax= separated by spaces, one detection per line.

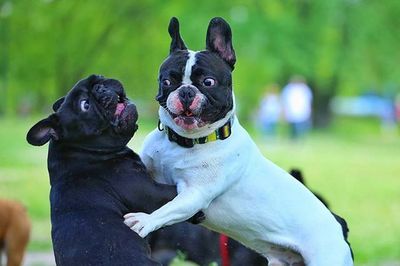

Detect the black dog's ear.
xmin=27 ymin=115 xmax=59 ymax=146
xmin=206 ymin=17 xmax=236 ymax=69
xmin=168 ymin=17 xmax=187 ymax=53
xmin=52 ymin=97 xmax=65 ymax=112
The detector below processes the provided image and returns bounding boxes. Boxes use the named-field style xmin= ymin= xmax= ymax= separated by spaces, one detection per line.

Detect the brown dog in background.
xmin=0 ymin=199 xmax=30 ymax=266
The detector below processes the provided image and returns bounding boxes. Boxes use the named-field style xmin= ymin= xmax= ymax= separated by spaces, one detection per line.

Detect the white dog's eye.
xmin=203 ymin=78 xmax=216 ymax=87
xmin=80 ymin=99 xmax=90 ymax=112
xmin=162 ymin=79 xmax=171 ymax=87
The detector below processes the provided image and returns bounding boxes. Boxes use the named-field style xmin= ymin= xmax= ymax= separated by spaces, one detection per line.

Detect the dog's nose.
xmin=178 ymin=86 xmax=196 ymax=109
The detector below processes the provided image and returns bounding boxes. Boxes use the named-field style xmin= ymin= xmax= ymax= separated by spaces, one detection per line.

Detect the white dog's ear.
xmin=206 ymin=17 xmax=236 ymax=69
xmin=168 ymin=17 xmax=187 ymax=53
xmin=27 ymin=115 xmax=59 ymax=146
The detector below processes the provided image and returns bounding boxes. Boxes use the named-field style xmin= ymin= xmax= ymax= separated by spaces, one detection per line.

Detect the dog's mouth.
xmin=110 ymin=93 xmax=138 ymax=134
xmin=93 ymin=82 xmax=137 ymax=134
xmin=114 ymin=94 xmax=127 ymax=117
xmin=167 ymin=109 xmax=206 ymax=130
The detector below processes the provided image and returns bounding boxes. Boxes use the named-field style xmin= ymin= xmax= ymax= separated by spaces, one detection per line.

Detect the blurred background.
xmin=0 ymin=0 xmax=399 ymax=265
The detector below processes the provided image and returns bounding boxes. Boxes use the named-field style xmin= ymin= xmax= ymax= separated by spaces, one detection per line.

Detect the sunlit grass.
xmin=0 ymin=116 xmax=399 ymax=265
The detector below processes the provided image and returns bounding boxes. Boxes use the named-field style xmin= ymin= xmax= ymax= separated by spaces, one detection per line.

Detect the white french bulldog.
xmin=125 ymin=17 xmax=354 ymax=266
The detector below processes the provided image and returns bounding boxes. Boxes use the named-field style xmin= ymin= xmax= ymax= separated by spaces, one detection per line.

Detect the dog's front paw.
xmin=124 ymin=212 xmax=157 ymax=238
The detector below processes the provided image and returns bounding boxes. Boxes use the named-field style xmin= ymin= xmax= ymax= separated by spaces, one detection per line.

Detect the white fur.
xmin=124 ymin=96 xmax=353 ymax=265
xmin=182 ymin=50 xmax=197 ymax=85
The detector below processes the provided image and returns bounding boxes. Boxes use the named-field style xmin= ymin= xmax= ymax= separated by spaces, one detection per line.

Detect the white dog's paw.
xmin=123 ymin=212 xmax=156 ymax=238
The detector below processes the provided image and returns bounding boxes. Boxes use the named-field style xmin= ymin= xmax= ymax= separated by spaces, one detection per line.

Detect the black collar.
xmin=159 ymin=117 xmax=234 ymax=148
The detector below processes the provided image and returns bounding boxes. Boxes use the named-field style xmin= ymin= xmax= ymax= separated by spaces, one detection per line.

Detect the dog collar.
xmin=158 ymin=117 xmax=233 ymax=148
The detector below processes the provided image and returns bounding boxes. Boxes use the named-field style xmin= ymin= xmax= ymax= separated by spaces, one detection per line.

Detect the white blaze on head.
xmin=182 ymin=50 xmax=198 ymax=85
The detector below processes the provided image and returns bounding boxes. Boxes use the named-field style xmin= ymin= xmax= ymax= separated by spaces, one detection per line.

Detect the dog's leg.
xmin=5 ymin=210 xmax=30 ymax=266
xmin=125 ymin=188 xmax=208 ymax=238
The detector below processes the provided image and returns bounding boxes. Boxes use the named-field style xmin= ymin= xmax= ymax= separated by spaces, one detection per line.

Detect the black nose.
xmin=178 ymin=86 xmax=196 ymax=109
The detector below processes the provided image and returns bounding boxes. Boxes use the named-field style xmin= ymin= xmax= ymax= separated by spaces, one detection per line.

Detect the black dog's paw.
xmin=188 ymin=211 xmax=206 ymax=224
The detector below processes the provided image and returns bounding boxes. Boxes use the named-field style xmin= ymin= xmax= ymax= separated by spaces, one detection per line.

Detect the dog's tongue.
xmin=115 ymin=103 xmax=125 ymax=116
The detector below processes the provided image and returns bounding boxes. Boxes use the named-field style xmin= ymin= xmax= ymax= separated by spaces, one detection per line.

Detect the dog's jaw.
xmin=160 ymin=48 xmax=235 ymax=138
xmin=165 ymin=86 xmax=207 ymax=131
xmin=159 ymin=94 xmax=236 ymax=139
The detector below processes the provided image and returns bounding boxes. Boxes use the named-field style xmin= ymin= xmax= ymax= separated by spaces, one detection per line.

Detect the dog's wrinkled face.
xmin=156 ymin=17 xmax=236 ymax=132
xmin=27 ymin=75 xmax=138 ymax=150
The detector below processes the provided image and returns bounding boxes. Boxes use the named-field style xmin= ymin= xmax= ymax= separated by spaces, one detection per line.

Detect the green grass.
xmin=0 ymin=116 xmax=399 ymax=265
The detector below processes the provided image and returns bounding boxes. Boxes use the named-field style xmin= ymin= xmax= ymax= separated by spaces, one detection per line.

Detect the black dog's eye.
xmin=203 ymin=78 xmax=216 ymax=87
xmin=80 ymin=99 xmax=90 ymax=112
xmin=162 ymin=79 xmax=171 ymax=87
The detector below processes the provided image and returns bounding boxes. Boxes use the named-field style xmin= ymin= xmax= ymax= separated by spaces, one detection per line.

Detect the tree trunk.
xmin=309 ymin=78 xmax=338 ymax=128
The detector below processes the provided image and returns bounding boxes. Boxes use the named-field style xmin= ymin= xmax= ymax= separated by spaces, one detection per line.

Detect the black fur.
xmin=168 ymin=17 xmax=187 ymax=53
xmin=148 ymin=223 xmax=268 ymax=266
xmin=206 ymin=17 xmax=236 ymax=69
xmin=27 ymin=75 xmax=178 ymax=265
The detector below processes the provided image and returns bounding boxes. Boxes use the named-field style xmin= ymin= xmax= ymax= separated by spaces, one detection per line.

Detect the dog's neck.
xmin=160 ymin=116 xmax=234 ymax=148
xmin=47 ymin=141 xmax=134 ymax=185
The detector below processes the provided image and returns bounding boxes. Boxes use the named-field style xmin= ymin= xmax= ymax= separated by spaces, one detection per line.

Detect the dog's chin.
xmin=167 ymin=111 xmax=208 ymax=131
xmin=173 ymin=115 xmax=202 ymax=130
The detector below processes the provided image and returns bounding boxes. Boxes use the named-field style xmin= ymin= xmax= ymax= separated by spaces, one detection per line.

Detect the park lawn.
xmin=0 ymin=116 xmax=399 ymax=265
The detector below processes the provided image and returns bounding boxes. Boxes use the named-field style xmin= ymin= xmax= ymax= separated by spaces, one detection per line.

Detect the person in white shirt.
xmin=281 ymin=76 xmax=313 ymax=139
xmin=257 ymin=84 xmax=281 ymax=136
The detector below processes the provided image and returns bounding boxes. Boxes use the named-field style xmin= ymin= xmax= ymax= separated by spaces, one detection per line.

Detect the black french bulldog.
xmin=26 ymin=75 xmax=179 ymax=265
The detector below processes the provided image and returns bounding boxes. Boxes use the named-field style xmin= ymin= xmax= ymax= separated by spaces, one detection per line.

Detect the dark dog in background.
xmin=290 ymin=168 xmax=353 ymax=258
xmin=26 ymin=75 xmax=183 ymax=265
xmin=289 ymin=169 xmax=329 ymax=208
xmin=0 ymin=199 xmax=30 ymax=266
xmin=148 ymin=223 xmax=267 ymax=266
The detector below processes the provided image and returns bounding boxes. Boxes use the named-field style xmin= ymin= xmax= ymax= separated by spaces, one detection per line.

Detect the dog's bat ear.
xmin=52 ymin=97 xmax=65 ymax=112
xmin=27 ymin=115 xmax=60 ymax=146
xmin=206 ymin=17 xmax=236 ymax=69
xmin=168 ymin=17 xmax=187 ymax=53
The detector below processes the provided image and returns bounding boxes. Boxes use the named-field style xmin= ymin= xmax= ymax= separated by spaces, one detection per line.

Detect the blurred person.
xmin=257 ymin=84 xmax=281 ymax=137
xmin=0 ymin=199 xmax=31 ymax=266
xmin=380 ymin=91 xmax=397 ymax=135
xmin=396 ymin=92 xmax=400 ymax=123
xmin=281 ymin=75 xmax=313 ymax=139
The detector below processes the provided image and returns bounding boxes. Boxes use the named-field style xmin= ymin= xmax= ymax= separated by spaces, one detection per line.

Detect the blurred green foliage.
xmin=0 ymin=0 xmax=399 ymax=119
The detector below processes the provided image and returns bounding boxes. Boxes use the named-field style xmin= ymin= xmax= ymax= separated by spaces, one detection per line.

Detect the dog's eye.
xmin=203 ymin=78 xmax=216 ymax=87
xmin=80 ymin=99 xmax=90 ymax=112
xmin=162 ymin=79 xmax=171 ymax=87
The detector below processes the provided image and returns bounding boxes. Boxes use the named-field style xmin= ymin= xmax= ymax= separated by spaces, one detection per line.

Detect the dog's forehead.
xmin=160 ymin=50 xmax=231 ymax=79
xmin=57 ymin=80 xmax=91 ymax=110
xmin=160 ymin=50 xmax=189 ymax=75
xmin=70 ymin=78 xmax=91 ymax=93
xmin=193 ymin=51 xmax=232 ymax=76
